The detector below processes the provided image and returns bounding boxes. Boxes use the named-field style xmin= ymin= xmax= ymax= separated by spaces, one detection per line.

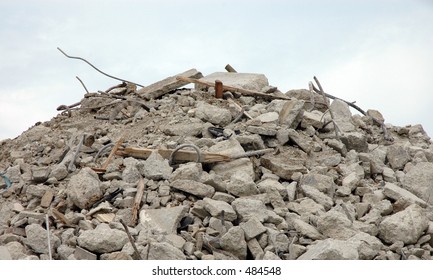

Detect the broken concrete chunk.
xmin=301 ymin=110 xmax=324 ymax=129
xmin=170 ymin=179 xmax=215 ymax=198
xmin=226 ymin=171 xmax=258 ymax=197
xmin=0 ymin=246 xmax=12 ymax=260
xmin=329 ymin=99 xmax=355 ymax=132
xmin=301 ymin=173 xmax=335 ymax=194
xmin=195 ymin=101 xmax=232 ymax=126
xmin=301 ymin=185 xmax=333 ymax=211
xmin=31 ymin=166 xmax=51 ymax=183
xmin=298 ymin=238 xmax=359 ymax=260
xmin=379 ymin=204 xmax=428 ymax=245
xmin=278 ymin=99 xmax=305 ymax=128
xmin=212 ymin=158 xmax=255 ymax=182
xmin=317 ymin=209 xmax=357 ymax=240
xmin=74 ymin=246 xmax=97 ymax=260
xmin=232 ymin=198 xmax=269 ymax=222
xmin=169 ymin=162 xmax=203 ymax=182
xmin=291 ymin=218 xmax=324 ymax=240
xmin=261 ymin=150 xmax=307 ymax=180
xmin=246 ymin=124 xmax=277 ymax=136
xmin=137 ymin=151 xmax=173 ymax=180
xmin=383 ymin=182 xmax=427 ymax=208
xmin=255 ymin=112 xmax=279 ymax=123
xmin=77 ymin=223 xmax=128 ymax=254
xmin=147 ymin=242 xmax=186 ymax=260
xmin=138 ymin=68 xmax=203 ymax=99
xmin=401 ymin=162 xmax=433 ymax=204
xmin=203 ymin=197 xmax=237 ymax=221
xmin=386 ymin=144 xmax=410 ymax=170
xmin=220 ymin=226 xmax=247 ymax=259
xmin=24 ymin=224 xmax=61 ymax=254
xmin=340 ymin=132 xmax=368 ymax=153
xmin=196 ymin=72 xmax=269 ymax=92
xmin=67 ymin=167 xmax=102 ymax=209
xmin=162 ymin=118 xmax=204 ymax=137
xmin=240 ymin=216 xmax=267 ymax=240
xmin=139 ymin=205 xmax=188 ymax=234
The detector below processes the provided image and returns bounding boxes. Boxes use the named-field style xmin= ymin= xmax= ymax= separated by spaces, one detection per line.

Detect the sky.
xmin=1 ymin=0 xmax=433 ymax=141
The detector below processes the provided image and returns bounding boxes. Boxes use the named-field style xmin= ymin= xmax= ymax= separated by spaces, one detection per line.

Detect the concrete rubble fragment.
xmin=0 ymin=67 xmax=432 ymax=260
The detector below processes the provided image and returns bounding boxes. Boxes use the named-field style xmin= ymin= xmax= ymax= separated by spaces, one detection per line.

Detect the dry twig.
xmin=313 ymin=77 xmax=340 ymax=140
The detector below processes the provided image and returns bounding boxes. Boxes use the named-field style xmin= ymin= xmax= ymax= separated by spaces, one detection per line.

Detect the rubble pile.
xmin=1 ymin=67 xmax=433 ymax=260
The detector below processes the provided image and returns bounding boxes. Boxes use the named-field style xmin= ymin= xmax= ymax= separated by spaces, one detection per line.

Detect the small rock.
xmin=74 ymin=246 xmax=97 ymax=260
xmin=386 ymin=144 xmax=410 ymax=170
xmin=170 ymin=180 xmax=215 ymax=198
xmin=220 ymin=226 xmax=247 ymax=259
xmin=291 ymin=218 xmax=324 ymax=240
xmin=340 ymin=132 xmax=368 ymax=153
xmin=247 ymin=124 xmax=277 ymax=136
xmin=31 ymin=166 xmax=51 ymax=183
xmin=203 ymin=197 xmax=237 ymax=221
xmin=255 ymin=112 xmax=279 ymax=123
xmin=137 ymin=151 xmax=173 ymax=180
xmin=261 ymin=150 xmax=307 ymax=180
xmin=0 ymin=246 xmax=12 ymax=260
xmin=212 ymin=192 xmax=235 ymax=204
xmin=232 ymin=198 xmax=269 ymax=222
xmin=298 ymin=238 xmax=359 ymax=260
xmin=247 ymin=238 xmax=264 ymax=259
xmin=240 ymin=216 xmax=267 ymax=240
xmin=77 ymin=223 xmax=128 ymax=254
xmin=301 ymin=173 xmax=335 ymax=194
xmin=147 ymin=242 xmax=186 ymax=260
xmin=329 ymin=99 xmax=355 ymax=132
xmin=263 ymin=251 xmax=281 ymax=260
xmin=195 ymin=101 xmax=232 ymax=126
xmin=226 ymin=171 xmax=258 ymax=197
xmin=139 ymin=205 xmax=188 ymax=234
xmin=278 ymin=99 xmax=305 ymax=128
xmin=301 ymin=110 xmax=324 ymax=129
xmin=401 ymin=162 xmax=433 ymax=204
xmin=67 ymin=167 xmax=102 ymax=209
xmin=317 ymin=209 xmax=357 ymax=240
xmin=383 ymin=182 xmax=427 ymax=208
xmin=169 ymin=162 xmax=202 ymax=182
xmin=24 ymin=224 xmax=61 ymax=254
xmin=300 ymin=185 xmax=333 ymax=211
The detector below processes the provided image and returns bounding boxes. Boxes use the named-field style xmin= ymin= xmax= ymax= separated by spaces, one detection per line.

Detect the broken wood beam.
xmin=116 ymin=146 xmax=231 ymax=163
xmin=215 ymin=80 xmax=223 ymax=99
xmin=137 ymin=68 xmax=203 ymax=100
xmin=176 ymin=76 xmax=292 ymax=101
xmin=225 ymin=64 xmax=237 ymax=73
xmin=131 ymin=177 xmax=145 ymax=225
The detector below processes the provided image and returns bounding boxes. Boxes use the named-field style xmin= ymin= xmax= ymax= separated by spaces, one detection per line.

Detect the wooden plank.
xmin=137 ymin=68 xmax=203 ymax=99
xmin=116 ymin=146 xmax=231 ymax=163
xmin=176 ymin=76 xmax=292 ymax=101
xmin=131 ymin=177 xmax=145 ymax=225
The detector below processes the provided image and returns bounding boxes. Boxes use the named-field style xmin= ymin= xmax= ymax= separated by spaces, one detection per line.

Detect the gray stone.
xmin=77 ymin=223 xmax=128 ymax=254
xmin=139 ymin=205 xmax=188 ymax=234
xmin=4 ymin=241 xmax=25 ymax=260
xmin=379 ymin=204 xmax=428 ymax=245
xmin=212 ymin=158 xmax=255 ymax=182
xmin=49 ymin=164 xmax=69 ymax=181
xmin=288 ymin=243 xmax=307 ymax=260
xmin=300 ymin=185 xmax=333 ymax=211
xmin=329 ymin=99 xmax=355 ymax=132
xmin=286 ymin=181 xmax=297 ymax=201
xmin=0 ymin=246 xmax=12 ymax=260
xmin=255 ymin=112 xmax=279 ymax=123
xmin=147 ymin=242 xmax=186 ymax=260
xmin=263 ymin=251 xmax=281 ymax=260
xmin=197 ymin=72 xmax=269 ymax=92
xmin=387 ymin=144 xmax=410 ymax=170
xmin=169 ymin=162 xmax=202 ymax=182
xmin=301 ymin=110 xmax=324 ymax=129
xmin=291 ymin=218 xmax=324 ymax=240
xmin=31 ymin=166 xmax=51 ymax=183
xmin=325 ymin=138 xmax=347 ymax=156
xmin=247 ymin=124 xmax=277 ymax=136
xmin=261 ymin=150 xmax=308 ymax=180
xmin=383 ymin=182 xmax=427 ymax=208
xmin=203 ymin=197 xmax=237 ymax=221
xmin=163 ymin=118 xmax=204 ymax=137
xmin=340 ymin=132 xmax=368 ymax=153
xmin=382 ymin=167 xmax=397 ymax=183
xmin=5 ymin=165 xmax=21 ymax=183
xmin=287 ymin=198 xmax=326 ymax=217
xmin=220 ymin=226 xmax=247 ymax=259
xmin=347 ymin=232 xmax=384 ymax=260
xmin=232 ymin=198 xmax=269 ymax=222
xmin=25 ymin=183 xmax=50 ymax=199
xmin=67 ymin=167 xmax=102 ymax=209
xmin=240 ymin=216 xmax=267 ymax=240
xmin=247 ymin=238 xmax=264 ymax=259
xmin=301 ymin=173 xmax=335 ymax=194
xmin=164 ymin=234 xmax=186 ymax=250
xmin=122 ymin=157 xmax=141 ymax=184
xmin=137 ymin=151 xmax=173 ymax=180
xmin=74 ymin=246 xmax=97 ymax=260
xmin=24 ymin=224 xmax=60 ymax=254
xmin=212 ymin=192 xmax=235 ymax=204
xmin=298 ymin=238 xmax=359 ymax=260
xmin=401 ymin=162 xmax=433 ymax=204
xmin=226 ymin=171 xmax=258 ymax=197
xmin=195 ymin=101 xmax=232 ymax=126
xmin=278 ymin=99 xmax=305 ymax=128
xmin=171 ymin=179 xmax=214 ymax=198
xmin=369 ymin=146 xmax=387 ymax=174
xmin=317 ymin=209 xmax=357 ymax=240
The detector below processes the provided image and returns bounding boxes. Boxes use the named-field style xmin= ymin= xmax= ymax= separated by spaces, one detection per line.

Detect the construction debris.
xmin=0 ymin=59 xmax=433 ymax=260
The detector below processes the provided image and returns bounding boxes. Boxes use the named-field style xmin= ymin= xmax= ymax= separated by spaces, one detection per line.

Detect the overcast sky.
xmin=1 ymin=0 xmax=432 ymax=141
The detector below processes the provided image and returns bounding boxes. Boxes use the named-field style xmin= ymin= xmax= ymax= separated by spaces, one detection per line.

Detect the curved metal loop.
xmin=169 ymin=144 xmax=202 ymax=166
xmin=93 ymin=143 xmax=115 ymax=163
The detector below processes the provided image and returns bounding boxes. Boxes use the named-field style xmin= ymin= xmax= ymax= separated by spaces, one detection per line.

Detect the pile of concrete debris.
xmin=1 ymin=66 xmax=433 ymax=260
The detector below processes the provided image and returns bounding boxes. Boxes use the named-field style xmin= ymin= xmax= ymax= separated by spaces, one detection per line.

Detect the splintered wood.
xmin=131 ymin=177 xmax=145 ymax=225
